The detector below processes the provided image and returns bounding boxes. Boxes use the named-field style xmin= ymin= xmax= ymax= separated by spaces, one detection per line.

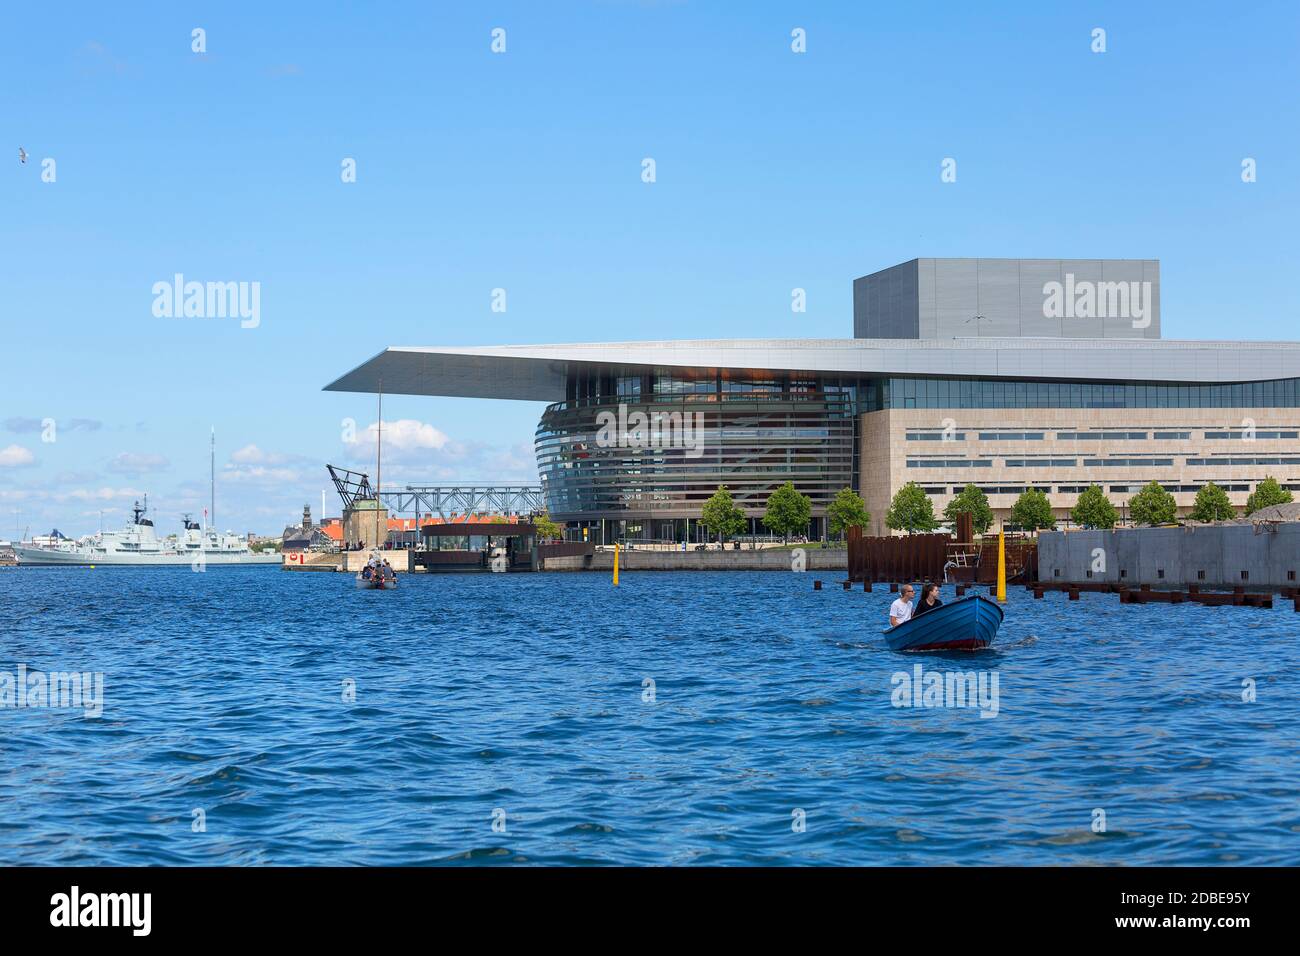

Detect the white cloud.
xmin=363 ymin=419 xmax=449 ymax=452
xmin=220 ymin=446 xmax=310 ymax=487
xmin=65 ymin=487 xmax=148 ymax=502
xmin=0 ymin=445 xmax=36 ymax=468
xmin=342 ymin=424 xmax=537 ymax=484
xmin=49 ymin=470 xmax=103 ymax=486
xmin=342 ymin=419 xmax=458 ymax=471
xmin=0 ymin=484 xmax=144 ymax=503
xmin=222 ymin=464 xmax=301 ymax=483
xmin=230 ymin=444 xmax=305 ymax=466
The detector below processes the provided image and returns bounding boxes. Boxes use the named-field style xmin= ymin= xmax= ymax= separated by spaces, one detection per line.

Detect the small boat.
xmin=356 ymin=557 xmax=398 ymax=590
xmin=883 ymin=594 xmax=1003 ymax=651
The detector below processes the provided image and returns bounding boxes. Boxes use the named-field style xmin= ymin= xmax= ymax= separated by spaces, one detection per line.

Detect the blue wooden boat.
xmin=882 ymin=594 xmax=1003 ymax=651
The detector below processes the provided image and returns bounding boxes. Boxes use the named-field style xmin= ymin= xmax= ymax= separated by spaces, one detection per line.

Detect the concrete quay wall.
xmin=1038 ymin=524 xmax=1300 ymax=590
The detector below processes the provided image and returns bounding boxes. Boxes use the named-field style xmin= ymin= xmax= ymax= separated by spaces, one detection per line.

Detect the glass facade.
xmin=537 ymin=368 xmax=859 ymax=527
xmin=536 ymin=367 xmax=1300 ymax=532
xmin=875 ymin=377 xmax=1300 ymax=410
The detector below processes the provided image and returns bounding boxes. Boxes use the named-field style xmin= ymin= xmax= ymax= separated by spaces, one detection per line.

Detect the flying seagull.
xmin=18 ymin=147 xmax=27 ymax=164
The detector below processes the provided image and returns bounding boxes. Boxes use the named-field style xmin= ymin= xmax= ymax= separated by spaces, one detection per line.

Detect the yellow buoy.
xmin=996 ymin=530 xmax=1006 ymax=603
xmin=613 ymin=542 xmax=620 ymax=586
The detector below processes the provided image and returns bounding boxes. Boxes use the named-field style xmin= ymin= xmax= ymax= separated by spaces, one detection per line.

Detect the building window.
xmin=1157 ymin=569 xmax=1165 ymax=579
xmin=907 ymin=430 xmax=967 ymax=441
xmin=1241 ymin=570 xmax=1249 ymax=581
xmin=881 ymin=376 xmax=1300 ymax=410
xmin=1198 ymin=570 xmax=1206 ymax=580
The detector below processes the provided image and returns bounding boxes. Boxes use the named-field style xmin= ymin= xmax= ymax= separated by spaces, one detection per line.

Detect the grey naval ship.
xmin=14 ymin=498 xmax=279 ymax=566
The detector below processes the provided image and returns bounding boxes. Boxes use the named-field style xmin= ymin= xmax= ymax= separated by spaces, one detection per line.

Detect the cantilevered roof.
xmin=323 ymin=338 xmax=1300 ymax=402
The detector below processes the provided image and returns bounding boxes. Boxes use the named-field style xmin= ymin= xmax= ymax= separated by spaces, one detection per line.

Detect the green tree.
xmin=1245 ymin=476 xmax=1294 ymax=515
xmin=1128 ymin=480 xmax=1178 ymax=526
xmin=701 ymin=485 xmax=748 ymax=544
xmin=532 ymin=512 xmax=563 ymax=540
xmin=1010 ymin=488 xmax=1056 ymax=531
xmin=1070 ymin=484 xmax=1119 ymax=530
xmin=943 ymin=483 xmax=994 ymax=534
xmin=762 ymin=481 xmax=813 ymax=542
xmin=886 ymin=482 xmax=939 ymax=534
xmin=1188 ymin=482 xmax=1235 ymax=523
xmin=826 ymin=487 xmax=871 ymax=539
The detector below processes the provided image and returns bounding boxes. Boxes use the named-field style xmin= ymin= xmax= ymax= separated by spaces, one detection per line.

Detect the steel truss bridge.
xmin=327 ymin=465 xmax=543 ymax=521
xmin=380 ymin=486 xmax=544 ymax=521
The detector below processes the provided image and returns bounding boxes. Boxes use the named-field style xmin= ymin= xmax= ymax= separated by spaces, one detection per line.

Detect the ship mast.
xmin=375 ymin=383 xmax=382 ymax=550
xmin=210 ymin=427 xmax=215 ymax=531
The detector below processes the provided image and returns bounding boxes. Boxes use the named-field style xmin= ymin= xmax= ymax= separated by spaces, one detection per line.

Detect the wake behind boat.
xmin=883 ymin=594 xmax=1003 ymax=651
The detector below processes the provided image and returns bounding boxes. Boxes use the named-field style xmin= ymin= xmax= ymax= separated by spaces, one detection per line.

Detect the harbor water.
xmin=1 ymin=567 xmax=1297 ymax=865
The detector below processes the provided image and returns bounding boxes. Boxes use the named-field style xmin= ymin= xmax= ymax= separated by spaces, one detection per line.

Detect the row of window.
xmin=569 ymin=372 xmax=1300 ymax=412
xmin=1204 ymin=430 xmax=1299 ymax=439
xmin=909 ymin=456 xmax=1300 ymax=469
xmin=569 ymin=370 xmax=861 ymax=403
xmin=879 ymin=377 xmax=1300 ymax=410
xmin=906 ymin=429 xmax=1293 ymax=442
xmin=1084 ymin=458 xmax=1176 ymax=467
xmin=906 ymin=459 xmax=994 ymax=468
xmin=918 ymin=482 xmax=1276 ymax=496
xmin=1005 ymin=458 xmax=1089 ymax=467
xmin=1186 ymin=457 xmax=1300 ymax=466
xmin=1056 ymin=432 xmax=1165 ymax=441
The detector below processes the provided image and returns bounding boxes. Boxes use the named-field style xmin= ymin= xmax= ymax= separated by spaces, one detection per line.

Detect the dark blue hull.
xmin=883 ymin=594 xmax=1003 ymax=651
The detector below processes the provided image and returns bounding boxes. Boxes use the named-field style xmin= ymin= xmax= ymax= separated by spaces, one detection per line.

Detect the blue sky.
xmin=2 ymin=1 xmax=1297 ymax=537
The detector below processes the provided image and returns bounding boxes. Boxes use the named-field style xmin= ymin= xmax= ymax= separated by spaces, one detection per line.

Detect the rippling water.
xmin=1 ymin=565 xmax=1297 ymax=865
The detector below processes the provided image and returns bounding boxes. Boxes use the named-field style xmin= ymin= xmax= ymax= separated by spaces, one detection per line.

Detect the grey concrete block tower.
xmin=853 ymin=258 xmax=1161 ymax=340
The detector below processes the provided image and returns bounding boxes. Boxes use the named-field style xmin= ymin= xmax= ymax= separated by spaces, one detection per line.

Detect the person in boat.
xmin=911 ymin=583 xmax=943 ymax=620
xmin=889 ymin=584 xmax=915 ymax=628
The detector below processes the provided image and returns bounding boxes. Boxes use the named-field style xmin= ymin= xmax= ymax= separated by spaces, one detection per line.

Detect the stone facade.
xmin=342 ymin=500 xmax=389 ymax=550
xmin=858 ymin=407 xmax=1300 ymax=535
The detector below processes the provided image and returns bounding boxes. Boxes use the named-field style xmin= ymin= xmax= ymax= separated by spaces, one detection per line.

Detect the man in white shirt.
xmin=889 ymin=584 xmax=915 ymax=628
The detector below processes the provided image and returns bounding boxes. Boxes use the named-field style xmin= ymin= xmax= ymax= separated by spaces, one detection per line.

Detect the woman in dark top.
xmin=912 ymin=583 xmax=943 ymax=619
